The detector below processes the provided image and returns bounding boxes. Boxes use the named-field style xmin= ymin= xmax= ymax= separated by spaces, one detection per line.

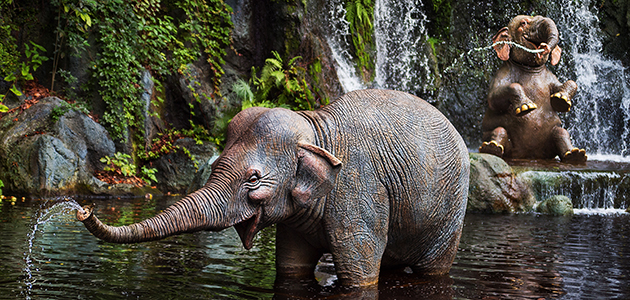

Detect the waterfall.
xmin=322 ymin=0 xmax=629 ymax=159
xmin=324 ymin=0 xmax=432 ymax=95
xmin=549 ymin=0 xmax=630 ymax=160
xmin=521 ymin=171 xmax=629 ymax=209
xmin=374 ymin=0 xmax=432 ymax=94
xmin=324 ymin=0 xmax=365 ymax=92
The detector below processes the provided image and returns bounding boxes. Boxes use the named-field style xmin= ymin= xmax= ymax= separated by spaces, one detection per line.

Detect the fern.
xmin=233 ymin=51 xmax=319 ymax=111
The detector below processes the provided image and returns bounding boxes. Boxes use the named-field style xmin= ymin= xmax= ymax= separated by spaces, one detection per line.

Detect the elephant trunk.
xmin=77 ymin=188 xmax=229 ymax=243
xmin=530 ymin=17 xmax=559 ymax=51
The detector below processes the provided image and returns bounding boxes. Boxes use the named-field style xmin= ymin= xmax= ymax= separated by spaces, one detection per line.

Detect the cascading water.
xmin=373 ymin=0 xmax=434 ymax=95
xmin=324 ymin=0 xmax=365 ymax=92
xmin=549 ymin=0 xmax=630 ymax=160
xmin=324 ymin=0 xmax=434 ymax=95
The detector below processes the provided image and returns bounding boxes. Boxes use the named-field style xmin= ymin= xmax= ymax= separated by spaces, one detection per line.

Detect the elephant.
xmin=479 ymin=15 xmax=587 ymax=163
xmin=77 ymin=89 xmax=469 ymax=287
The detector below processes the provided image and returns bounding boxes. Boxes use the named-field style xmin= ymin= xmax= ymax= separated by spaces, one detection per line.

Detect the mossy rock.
xmin=536 ymin=195 xmax=574 ymax=216
xmin=468 ymin=153 xmax=536 ymax=213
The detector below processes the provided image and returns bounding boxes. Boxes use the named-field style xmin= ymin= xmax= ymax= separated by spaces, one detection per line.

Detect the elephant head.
xmin=493 ymin=15 xmax=562 ymax=67
xmin=77 ymin=107 xmax=342 ymax=249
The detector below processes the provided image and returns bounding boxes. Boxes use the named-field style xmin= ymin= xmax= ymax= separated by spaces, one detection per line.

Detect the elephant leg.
xmin=411 ymin=226 xmax=462 ymax=276
xmin=480 ymin=127 xmax=509 ymax=157
xmin=552 ymin=126 xmax=587 ymax=163
xmin=275 ymin=223 xmax=322 ymax=279
xmin=326 ymin=190 xmax=389 ymax=287
xmin=489 ymin=83 xmax=537 ymax=115
xmin=551 ymin=80 xmax=578 ymax=112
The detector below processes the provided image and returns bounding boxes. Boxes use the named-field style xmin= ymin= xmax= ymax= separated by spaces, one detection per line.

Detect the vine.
xmin=175 ymin=0 xmax=233 ymax=98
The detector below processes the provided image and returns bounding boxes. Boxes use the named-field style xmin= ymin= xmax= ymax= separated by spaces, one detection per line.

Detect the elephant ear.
xmin=492 ymin=27 xmax=511 ymax=61
xmin=550 ymin=45 xmax=562 ymax=66
xmin=292 ymin=142 xmax=342 ymax=208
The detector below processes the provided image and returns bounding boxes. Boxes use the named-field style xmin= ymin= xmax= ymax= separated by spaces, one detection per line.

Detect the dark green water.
xmin=1 ymin=196 xmax=629 ymax=299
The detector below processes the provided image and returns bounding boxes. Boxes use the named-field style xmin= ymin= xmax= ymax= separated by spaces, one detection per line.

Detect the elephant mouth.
xmin=234 ymin=207 xmax=262 ymax=250
xmin=523 ymin=36 xmax=542 ymax=49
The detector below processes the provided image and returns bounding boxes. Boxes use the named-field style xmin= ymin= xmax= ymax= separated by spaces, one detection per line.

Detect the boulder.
xmin=468 ymin=153 xmax=536 ymax=213
xmin=152 ymin=137 xmax=218 ymax=193
xmin=0 ymin=97 xmax=115 ymax=195
xmin=536 ymin=195 xmax=574 ymax=216
xmin=186 ymin=153 xmax=220 ymax=194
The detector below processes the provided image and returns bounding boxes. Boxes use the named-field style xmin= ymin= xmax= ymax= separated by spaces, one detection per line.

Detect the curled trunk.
xmin=531 ymin=17 xmax=559 ymax=50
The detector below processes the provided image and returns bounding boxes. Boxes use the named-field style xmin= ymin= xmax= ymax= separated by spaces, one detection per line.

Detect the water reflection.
xmin=1 ymin=196 xmax=629 ymax=299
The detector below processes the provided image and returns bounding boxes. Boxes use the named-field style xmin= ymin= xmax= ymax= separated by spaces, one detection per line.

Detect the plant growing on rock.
xmin=235 ymin=51 xmax=319 ymax=111
xmin=99 ymin=152 xmax=158 ymax=185
xmin=346 ymin=0 xmax=375 ymax=82
xmin=0 ymin=41 xmax=48 ymax=112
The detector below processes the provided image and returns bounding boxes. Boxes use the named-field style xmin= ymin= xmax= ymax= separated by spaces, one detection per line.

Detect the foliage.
xmin=43 ymin=0 xmax=233 ymax=144
xmin=430 ymin=0 xmax=452 ymax=39
xmin=0 ymin=41 xmax=48 ymax=112
xmin=137 ymin=122 xmax=212 ymax=169
xmin=175 ymin=0 xmax=233 ymax=98
xmin=50 ymin=104 xmax=70 ymax=122
xmin=101 ymin=153 xmax=137 ymax=177
xmin=345 ymin=0 xmax=375 ymax=82
xmin=140 ymin=166 xmax=158 ymax=184
xmin=236 ymin=51 xmax=318 ymax=111
xmin=0 ymin=179 xmax=3 ymax=196
xmin=100 ymin=152 xmax=158 ymax=184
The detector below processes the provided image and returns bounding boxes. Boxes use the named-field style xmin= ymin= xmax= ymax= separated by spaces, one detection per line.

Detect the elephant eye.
xmin=248 ymin=174 xmax=259 ymax=184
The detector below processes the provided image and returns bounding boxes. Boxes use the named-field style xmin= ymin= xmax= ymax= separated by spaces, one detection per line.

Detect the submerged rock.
xmin=468 ymin=153 xmax=536 ymax=213
xmin=536 ymin=195 xmax=574 ymax=216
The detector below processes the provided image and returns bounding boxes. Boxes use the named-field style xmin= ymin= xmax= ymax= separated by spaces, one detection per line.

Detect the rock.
xmin=0 ymin=97 xmax=115 ymax=195
xmin=468 ymin=153 xmax=536 ymax=213
xmin=152 ymin=138 xmax=218 ymax=193
xmin=536 ymin=195 xmax=574 ymax=216
xmin=187 ymin=153 xmax=220 ymax=194
xmin=140 ymin=69 xmax=165 ymax=147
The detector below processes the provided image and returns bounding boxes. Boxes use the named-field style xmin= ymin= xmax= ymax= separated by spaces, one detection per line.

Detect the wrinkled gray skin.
xmin=78 ymin=89 xmax=469 ymax=287
xmin=480 ymin=15 xmax=586 ymax=163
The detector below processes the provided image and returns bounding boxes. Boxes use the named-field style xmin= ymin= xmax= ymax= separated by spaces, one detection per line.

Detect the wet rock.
xmin=187 ymin=153 xmax=220 ymax=194
xmin=536 ymin=195 xmax=574 ymax=216
xmin=0 ymin=97 xmax=115 ymax=195
xmin=152 ymin=138 xmax=218 ymax=193
xmin=468 ymin=153 xmax=536 ymax=213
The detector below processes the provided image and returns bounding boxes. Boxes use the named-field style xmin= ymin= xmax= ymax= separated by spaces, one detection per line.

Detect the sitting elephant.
xmin=77 ymin=89 xmax=469 ymax=287
xmin=479 ymin=15 xmax=587 ymax=163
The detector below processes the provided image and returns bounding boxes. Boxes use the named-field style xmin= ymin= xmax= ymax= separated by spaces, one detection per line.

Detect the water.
xmin=324 ymin=0 xmax=366 ymax=92
xmin=22 ymin=198 xmax=85 ymax=299
xmin=2 ymin=196 xmax=630 ymax=299
xmin=549 ymin=0 xmax=630 ymax=157
xmin=374 ymin=0 xmax=433 ymax=95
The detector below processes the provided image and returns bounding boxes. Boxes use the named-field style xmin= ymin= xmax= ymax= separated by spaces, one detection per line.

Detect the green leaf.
xmin=4 ymin=74 xmax=16 ymax=82
xmin=0 ymin=104 xmax=8 ymax=113
xmin=21 ymin=63 xmax=30 ymax=77
xmin=10 ymin=85 xmax=22 ymax=96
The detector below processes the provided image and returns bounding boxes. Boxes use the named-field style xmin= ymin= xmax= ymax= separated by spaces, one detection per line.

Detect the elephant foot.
xmin=551 ymin=92 xmax=572 ymax=112
xmin=514 ymin=101 xmax=537 ymax=116
xmin=479 ymin=141 xmax=504 ymax=157
xmin=562 ymin=148 xmax=587 ymax=164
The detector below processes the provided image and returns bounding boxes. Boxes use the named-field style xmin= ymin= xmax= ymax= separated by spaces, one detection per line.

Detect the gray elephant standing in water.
xmin=78 ymin=89 xmax=469 ymax=287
